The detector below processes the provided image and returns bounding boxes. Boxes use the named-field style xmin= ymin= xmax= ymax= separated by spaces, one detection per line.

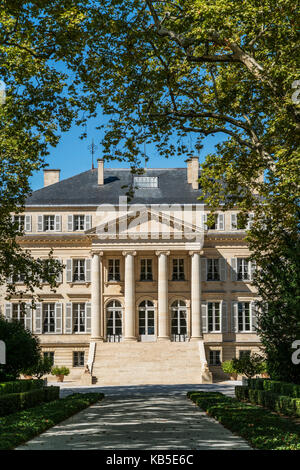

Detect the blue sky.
xmin=29 ymin=113 xmax=223 ymax=191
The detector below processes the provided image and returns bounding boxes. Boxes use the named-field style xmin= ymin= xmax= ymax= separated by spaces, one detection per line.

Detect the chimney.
xmin=187 ymin=156 xmax=199 ymax=189
xmin=43 ymin=169 xmax=60 ymax=187
xmin=97 ymin=158 xmax=104 ymax=185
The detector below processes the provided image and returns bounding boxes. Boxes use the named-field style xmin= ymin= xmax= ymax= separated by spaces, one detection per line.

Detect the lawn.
xmin=0 ymin=392 xmax=104 ymax=450
xmin=187 ymin=391 xmax=300 ymax=450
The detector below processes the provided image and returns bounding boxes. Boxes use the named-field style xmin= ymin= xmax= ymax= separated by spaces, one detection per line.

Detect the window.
xmin=73 ymin=259 xmax=86 ymax=282
xmin=239 ymin=350 xmax=251 ymax=359
xmin=43 ymin=351 xmax=54 ymax=365
xmin=208 ymin=302 xmax=221 ymax=332
xmin=133 ymin=176 xmax=158 ymax=188
xmin=238 ymin=302 xmax=251 ymax=332
xmin=13 ymin=273 xmax=26 ymax=283
xmin=44 ymin=215 xmax=55 ymax=231
xmin=108 ymin=259 xmax=120 ymax=281
xmin=231 ymin=213 xmax=254 ymax=230
xmin=73 ymin=351 xmax=85 ymax=367
xmin=106 ymin=300 xmax=122 ymax=341
xmin=139 ymin=300 xmax=155 ymax=336
xmin=43 ymin=303 xmax=55 ymax=333
xmin=237 ymin=258 xmax=250 ymax=281
xmin=207 ymin=259 xmax=220 ymax=281
xmin=209 ymin=350 xmax=221 ymax=365
xmin=73 ymin=304 xmax=86 ymax=333
xmin=171 ymin=300 xmax=187 ymax=339
xmin=74 ymin=215 xmax=85 ymax=231
xmin=12 ymin=303 xmax=26 ymax=326
xmin=172 ymin=259 xmax=185 ymax=281
xmin=140 ymin=259 xmax=153 ymax=281
xmin=13 ymin=215 xmax=25 ymax=231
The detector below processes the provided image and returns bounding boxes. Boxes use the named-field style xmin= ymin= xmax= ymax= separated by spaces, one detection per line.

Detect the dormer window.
xmin=133 ymin=176 xmax=158 ymax=188
xmin=44 ymin=215 xmax=55 ymax=231
xmin=74 ymin=215 xmax=85 ymax=231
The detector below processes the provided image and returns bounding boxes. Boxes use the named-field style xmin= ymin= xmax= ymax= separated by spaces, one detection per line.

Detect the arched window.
xmin=171 ymin=300 xmax=187 ymax=341
xmin=139 ymin=300 xmax=155 ymax=339
xmin=106 ymin=300 xmax=122 ymax=342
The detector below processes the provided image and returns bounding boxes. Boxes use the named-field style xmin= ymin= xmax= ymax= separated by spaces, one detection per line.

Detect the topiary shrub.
xmin=232 ymin=353 xmax=266 ymax=379
xmin=51 ymin=366 xmax=70 ymax=377
xmin=221 ymin=360 xmax=238 ymax=378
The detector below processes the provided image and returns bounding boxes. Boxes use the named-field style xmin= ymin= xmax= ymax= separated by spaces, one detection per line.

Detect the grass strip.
xmin=187 ymin=391 xmax=300 ymax=450
xmin=0 ymin=392 xmax=104 ymax=450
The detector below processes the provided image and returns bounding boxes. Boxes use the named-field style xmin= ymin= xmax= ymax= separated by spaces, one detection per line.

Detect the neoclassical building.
xmin=1 ymin=157 xmax=261 ymax=384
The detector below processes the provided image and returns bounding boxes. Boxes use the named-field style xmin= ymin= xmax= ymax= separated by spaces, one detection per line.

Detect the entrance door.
xmin=106 ymin=300 xmax=122 ymax=342
xmin=139 ymin=300 xmax=156 ymax=342
xmin=171 ymin=300 xmax=187 ymax=341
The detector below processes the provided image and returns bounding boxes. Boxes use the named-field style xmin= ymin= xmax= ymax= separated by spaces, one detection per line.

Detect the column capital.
xmin=155 ymin=250 xmax=170 ymax=257
xmin=91 ymin=250 xmax=104 ymax=257
xmin=122 ymin=250 xmax=137 ymax=257
xmin=188 ymin=250 xmax=203 ymax=256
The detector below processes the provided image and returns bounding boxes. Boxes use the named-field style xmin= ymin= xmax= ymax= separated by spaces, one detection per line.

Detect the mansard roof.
xmin=26 ymin=168 xmax=203 ymax=206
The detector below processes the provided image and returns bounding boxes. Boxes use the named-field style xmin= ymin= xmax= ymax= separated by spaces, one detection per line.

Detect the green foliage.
xmin=0 ymin=318 xmax=40 ymax=381
xmin=188 ymin=391 xmax=300 ymax=450
xmin=232 ymin=353 xmax=266 ymax=379
xmin=221 ymin=360 xmax=237 ymax=375
xmin=0 ymin=379 xmax=43 ymax=395
xmin=248 ymin=378 xmax=300 ymax=398
xmin=0 ymin=392 xmax=104 ymax=450
xmin=0 ymin=386 xmax=59 ymax=417
xmin=51 ymin=366 xmax=70 ymax=377
xmin=22 ymin=356 xmax=53 ymax=379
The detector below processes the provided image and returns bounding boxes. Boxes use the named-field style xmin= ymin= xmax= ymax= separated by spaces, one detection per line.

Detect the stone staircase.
xmin=89 ymin=341 xmax=212 ymax=385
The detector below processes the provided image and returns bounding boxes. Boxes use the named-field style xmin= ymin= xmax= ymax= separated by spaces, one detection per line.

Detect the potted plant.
xmin=232 ymin=354 xmax=266 ymax=384
xmin=51 ymin=366 xmax=70 ymax=382
xmin=22 ymin=356 xmax=53 ymax=384
xmin=221 ymin=360 xmax=238 ymax=380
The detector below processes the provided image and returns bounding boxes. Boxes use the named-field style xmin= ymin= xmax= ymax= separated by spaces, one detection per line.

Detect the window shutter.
xmin=35 ymin=303 xmax=42 ymax=334
xmin=85 ymin=215 xmax=92 ymax=231
xmin=231 ymin=301 xmax=238 ymax=333
xmin=201 ymin=213 xmax=208 ymax=230
xmin=65 ymin=303 xmax=73 ymax=334
xmin=37 ymin=215 xmax=43 ymax=232
xmin=250 ymin=260 xmax=256 ymax=281
xmin=57 ymin=259 xmax=63 ymax=284
xmin=85 ymin=259 xmax=91 ymax=283
xmin=231 ymin=258 xmax=237 ymax=281
xmin=66 ymin=259 xmax=73 ymax=283
xmin=218 ymin=213 xmax=225 ymax=230
xmin=201 ymin=301 xmax=208 ymax=333
xmin=201 ymin=258 xmax=207 ymax=282
xmin=25 ymin=215 xmax=32 ymax=232
xmin=222 ymin=301 xmax=228 ymax=333
xmin=68 ymin=215 xmax=73 ymax=231
xmin=25 ymin=303 xmax=32 ymax=331
xmin=219 ymin=258 xmax=227 ymax=281
xmin=231 ymin=213 xmax=237 ymax=230
xmin=85 ymin=302 xmax=91 ymax=333
xmin=55 ymin=303 xmax=62 ymax=334
xmin=247 ymin=213 xmax=254 ymax=230
xmin=251 ymin=301 xmax=257 ymax=332
xmin=5 ymin=303 xmax=12 ymax=321
xmin=55 ymin=215 xmax=62 ymax=232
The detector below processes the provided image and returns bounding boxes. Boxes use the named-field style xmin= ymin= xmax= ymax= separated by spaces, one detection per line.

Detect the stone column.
xmin=190 ymin=251 xmax=202 ymax=340
xmin=156 ymin=251 xmax=170 ymax=341
xmin=123 ymin=251 xmax=137 ymax=341
xmin=91 ymin=252 xmax=103 ymax=340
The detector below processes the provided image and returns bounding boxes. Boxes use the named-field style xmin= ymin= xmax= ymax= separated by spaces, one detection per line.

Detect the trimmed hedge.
xmin=187 ymin=391 xmax=300 ymax=450
xmin=0 ymin=380 xmax=44 ymax=395
xmin=0 ymin=386 xmax=60 ymax=417
xmin=248 ymin=378 xmax=300 ymax=398
xmin=0 ymin=392 xmax=104 ymax=450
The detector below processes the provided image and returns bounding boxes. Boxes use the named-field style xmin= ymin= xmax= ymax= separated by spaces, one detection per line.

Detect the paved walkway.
xmin=17 ymin=383 xmax=250 ymax=450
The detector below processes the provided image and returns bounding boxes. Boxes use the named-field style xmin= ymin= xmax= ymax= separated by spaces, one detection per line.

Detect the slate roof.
xmin=26 ymin=168 xmax=203 ymax=206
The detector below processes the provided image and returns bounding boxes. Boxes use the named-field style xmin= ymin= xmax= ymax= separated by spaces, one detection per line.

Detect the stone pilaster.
xmin=123 ymin=251 xmax=137 ymax=341
xmin=189 ymin=251 xmax=202 ymax=340
xmin=156 ymin=251 xmax=170 ymax=341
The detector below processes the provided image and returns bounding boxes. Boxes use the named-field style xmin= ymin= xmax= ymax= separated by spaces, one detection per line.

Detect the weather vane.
xmin=88 ymin=139 xmax=98 ymax=169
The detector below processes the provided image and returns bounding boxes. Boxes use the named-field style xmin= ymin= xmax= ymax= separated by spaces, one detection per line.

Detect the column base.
xmin=123 ymin=337 xmax=138 ymax=342
xmin=190 ymin=336 xmax=203 ymax=342
xmin=90 ymin=337 xmax=104 ymax=342
xmin=157 ymin=336 xmax=171 ymax=342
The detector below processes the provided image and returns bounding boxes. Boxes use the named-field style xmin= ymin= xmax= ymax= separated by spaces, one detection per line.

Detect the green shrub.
xmin=248 ymin=378 xmax=300 ymax=398
xmin=22 ymin=356 xmax=53 ymax=379
xmin=221 ymin=360 xmax=237 ymax=375
xmin=232 ymin=353 xmax=266 ymax=379
xmin=0 ymin=379 xmax=43 ymax=395
xmin=0 ymin=386 xmax=60 ymax=417
xmin=235 ymin=385 xmax=249 ymax=401
xmin=51 ymin=366 xmax=70 ymax=376
xmin=43 ymin=386 xmax=60 ymax=402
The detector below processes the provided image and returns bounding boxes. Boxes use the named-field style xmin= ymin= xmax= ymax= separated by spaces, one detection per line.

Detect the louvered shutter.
xmin=222 ymin=301 xmax=228 ymax=333
xmin=55 ymin=303 xmax=62 ymax=333
xmin=57 ymin=259 xmax=63 ymax=284
xmin=5 ymin=303 xmax=12 ymax=321
xmin=231 ymin=258 xmax=237 ymax=281
xmin=37 ymin=215 xmax=43 ymax=232
xmin=201 ymin=301 xmax=208 ymax=333
xmin=68 ymin=215 xmax=73 ymax=231
xmin=231 ymin=213 xmax=237 ymax=230
xmin=218 ymin=213 xmax=225 ymax=230
xmin=85 ymin=215 xmax=92 ymax=231
xmin=35 ymin=303 xmax=42 ymax=334
xmin=219 ymin=258 xmax=226 ymax=281
xmin=65 ymin=303 xmax=73 ymax=334
xmin=231 ymin=301 xmax=238 ymax=332
xmin=25 ymin=303 xmax=32 ymax=331
xmin=85 ymin=259 xmax=91 ymax=282
xmin=55 ymin=215 xmax=61 ymax=232
xmin=250 ymin=260 xmax=256 ymax=281
xmin=201 ymin=213 xmax=207 ymax=230
xmin=66 ymin=259 xmax=73 ymax=283
xmin=25 ymin=215 xmax=32 ymax=232
xmin=201 ymin=258 xmax=207 ymax=282
xmin=85 ymin=303 xmax=92 ymax=333
xmin=251 ymin=301 xmax=257 ymax=332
